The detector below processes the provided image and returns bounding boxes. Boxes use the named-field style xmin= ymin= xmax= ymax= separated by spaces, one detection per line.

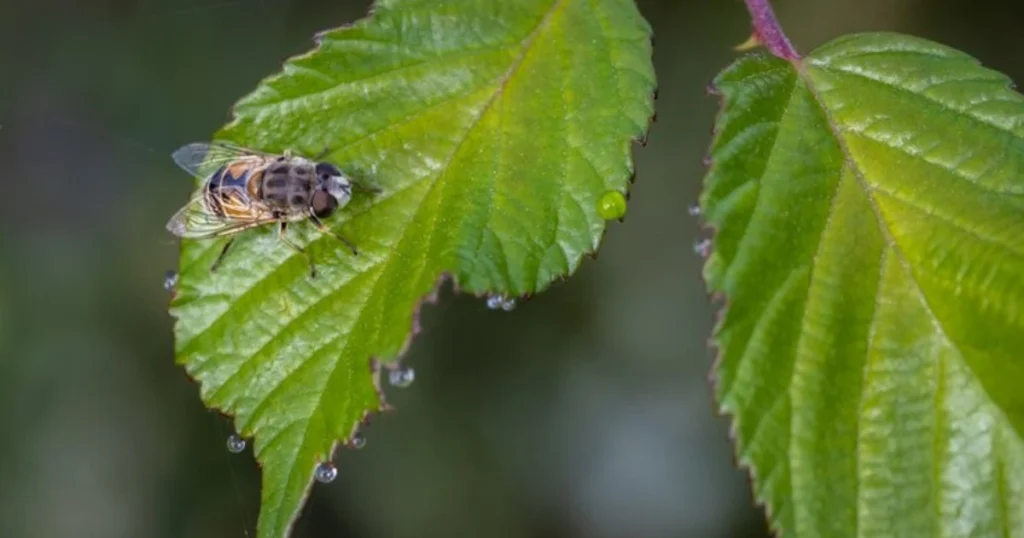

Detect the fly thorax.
xmin=261 ymin=162 xmax=315 ymax=210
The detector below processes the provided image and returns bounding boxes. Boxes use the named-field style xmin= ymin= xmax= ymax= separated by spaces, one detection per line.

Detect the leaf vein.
xmin=817 ymin=63 xmax=1023 ymax=140
xmin=856 ymin=244 xmax=890 ymax=537
xmin=800 ymin=62 xmax=1022 ymax=518
xmin=722 ymin=84 xmax=796 ymax=286
xmin=870 ymin=185 xmax=1024 ymax=259
xmin=246 ymin=44 xmax=517 ymax=110
xmin=842 ymin=129 xmax=1024 ymax=196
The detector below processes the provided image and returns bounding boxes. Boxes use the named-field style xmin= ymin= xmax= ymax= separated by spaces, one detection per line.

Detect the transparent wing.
xmin=165 ymin=191 xmax=276 ymax=239
xmin=171 ymin=141 xmax=275 ymax=179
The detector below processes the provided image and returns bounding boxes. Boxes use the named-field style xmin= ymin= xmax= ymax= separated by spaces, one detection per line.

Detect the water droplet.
xmin=389 ymin=366 xmax=415 ymax=388
xmin=693 ymin=238 xmax=712 ymax=257
xmin=163 ymin=270 xmax=178 ymax=292
xmin=314 ymin=462 xmax=337 ymax=483
xmin=688 ymin=203 xmax=702 ymax=217
xmin=596 ymin=190 xmax=627 ymax=220
xmin=350 ymin=432 xmax=366 ymax=450
xmin=486 ymin=294 xmax=517 ymax=311
xmin=702 ymin=155 xmax=712 ymax=167
xmin=226 ymin=434 xmax=246 ymax=454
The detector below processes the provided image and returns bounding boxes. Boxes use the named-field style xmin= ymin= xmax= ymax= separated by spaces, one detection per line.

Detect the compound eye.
xmin=315 ymin=162 xmax=342 ymax=181
xmin=311 ymin=190 xmax=338 ymax=218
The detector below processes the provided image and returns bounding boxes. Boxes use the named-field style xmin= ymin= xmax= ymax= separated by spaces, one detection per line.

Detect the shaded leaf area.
xmin=702 ymin=33 xmax=1024 ymax=537
xmin=168 ymin=0 xmax=654 ymax=536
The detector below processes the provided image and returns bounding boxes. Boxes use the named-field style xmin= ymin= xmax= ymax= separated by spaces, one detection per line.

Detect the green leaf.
xmin=169 ymin=0 xmax=654 ymax=536
xmin=703 ymin=32 xmax=1024 ymax=537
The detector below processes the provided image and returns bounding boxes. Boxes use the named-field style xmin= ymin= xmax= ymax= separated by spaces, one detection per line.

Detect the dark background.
xmin=1 ymin=0 xmax=1022 ymax=536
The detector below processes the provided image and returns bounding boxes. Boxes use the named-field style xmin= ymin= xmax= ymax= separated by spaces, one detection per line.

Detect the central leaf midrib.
xmin=250 ymin=191 xmax=433 ymax=536
xmin=249 ymin=3 xmax=578 ymax=536
xmin=795 ymin=57 xmax=1012 ymax=538
xmin=796 ymin=60 xmax=993 ymax=377
xmin=781 ymin=83 xmax=866 ymax=538
xmin=407 ymin=0 xmax=570 ymax=291
xmin=250 ymin=255 xmax=394 ymax=533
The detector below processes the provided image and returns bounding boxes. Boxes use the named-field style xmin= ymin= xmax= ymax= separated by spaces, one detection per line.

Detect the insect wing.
xmin=165 ymin=192 xmax=273 ymax=239
xmin=171 ymin=142 xmax=273 ymax=179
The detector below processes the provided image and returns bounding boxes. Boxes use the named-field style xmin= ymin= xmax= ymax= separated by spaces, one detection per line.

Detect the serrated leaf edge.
xmin=699 ymin=51 xmax=784 ymax=538
xmin=173 ymin=1 xmax=657 ymax=536
xmin=701 ymin=33 xmax=1024 ymax=538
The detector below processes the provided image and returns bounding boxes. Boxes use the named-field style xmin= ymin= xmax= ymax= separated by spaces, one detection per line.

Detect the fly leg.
xmin=309 ymin=212 xmax=359 ymax=256
xmin=209 ymin=237 xmax=236 ymax=272
xmin=277 ymin=222 xmax=317 ymax=278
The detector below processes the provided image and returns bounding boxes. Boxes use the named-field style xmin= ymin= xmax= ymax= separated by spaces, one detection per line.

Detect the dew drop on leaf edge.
xmin=688 ymin=202 xmax=701 ymax=217
xmin=314 ymin=462 xmax=337 ymax=483
xmin=163 ymin=270 xmax=178 ymax=292
xmin=485 ymin=294 xmax=516 ymax=311
xmin=596 ymin=190 xmax=627 ymax=220
xmin=350 ymin=432 xmax=367 ymax=450
xmin=389 ymin=366 xmax=415 ymax=388
xmin=693 ymin=238 xmax=712 ymax=257
xmin=226 ymin=434 xmax=246 ymax=454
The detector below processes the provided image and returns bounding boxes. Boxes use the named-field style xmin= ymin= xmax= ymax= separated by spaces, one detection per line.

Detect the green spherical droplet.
xmin=597 ymin=191 xmax=627 ymax=220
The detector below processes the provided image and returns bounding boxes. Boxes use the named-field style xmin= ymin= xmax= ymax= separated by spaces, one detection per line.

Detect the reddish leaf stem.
xmin=743 ymin=0 xmax=800 ymax=60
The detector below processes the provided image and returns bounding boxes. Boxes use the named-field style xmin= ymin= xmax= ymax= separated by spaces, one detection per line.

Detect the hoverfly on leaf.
xmin=166 ymin=142 xmax=378 ymax=278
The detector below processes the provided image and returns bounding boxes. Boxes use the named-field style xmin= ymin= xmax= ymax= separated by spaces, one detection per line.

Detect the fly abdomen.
xmin=204 ymin=164 xmax=255 ymax=218
xmin=203 ymin=186 xmax=226 ymax=217
xmin=218 ymin=161 xmax=252 ymax=189
xmin=206 ymin=165 xmax=227 ymax=189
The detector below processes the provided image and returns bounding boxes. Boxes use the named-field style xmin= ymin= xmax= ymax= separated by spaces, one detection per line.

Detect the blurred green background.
xmin=1 ymin=0 xmax=1022 ymax=536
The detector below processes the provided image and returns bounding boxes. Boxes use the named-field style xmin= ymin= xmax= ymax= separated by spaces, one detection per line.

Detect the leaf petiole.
xmin=742 ymin=0 xmax=800 ymax=60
